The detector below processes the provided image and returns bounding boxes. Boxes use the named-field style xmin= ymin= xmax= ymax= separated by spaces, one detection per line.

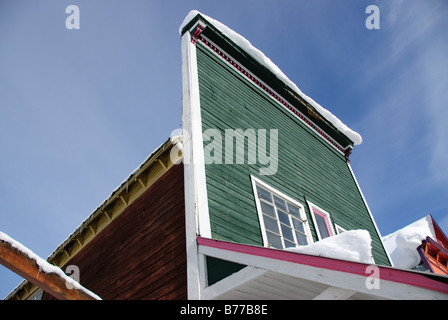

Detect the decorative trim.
xmin=196 ymin=35 xmax=348 ymax=155
xmin=191 ymin=21 xmax=205 ymax=45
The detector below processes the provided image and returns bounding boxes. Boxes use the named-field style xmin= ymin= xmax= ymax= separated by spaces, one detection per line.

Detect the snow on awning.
xmin=286 ymin=230 xmax=374 ymax=264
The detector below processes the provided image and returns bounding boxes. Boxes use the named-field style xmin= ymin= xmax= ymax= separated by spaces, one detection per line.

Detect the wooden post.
xmin=0 ymin=236 xmax=100 ymax=300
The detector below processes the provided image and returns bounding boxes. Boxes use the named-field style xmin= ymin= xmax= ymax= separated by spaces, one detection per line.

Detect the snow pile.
xmin=286 ymin=230 xmax=373 ymax=264
xmin=382 ymin=215 xmax=435 ymax=269
xmin=179 ymin=10 xmax=362 ymax=145
xmin=170 ymin=129 xmax=184 ymax=153
xmin=0 ymin=232 xmax=101 ymax=300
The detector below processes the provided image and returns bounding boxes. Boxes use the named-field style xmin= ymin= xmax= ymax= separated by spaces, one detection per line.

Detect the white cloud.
xmin=362 ymin=1 xmax=447 ymax=183
xmin=352 ymin=1 xmax=448 ymax=231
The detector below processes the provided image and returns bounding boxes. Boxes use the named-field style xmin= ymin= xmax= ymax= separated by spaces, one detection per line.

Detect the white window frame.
xmin=308 ymin=201 xmax=336 ymax=240
xmin=335 ymin=224 xmax=347 ymax=234
xmin=251 ymin=176 xmax=313 ymax=249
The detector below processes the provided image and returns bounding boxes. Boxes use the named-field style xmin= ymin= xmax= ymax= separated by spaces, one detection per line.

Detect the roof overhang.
xmin=180 ymin=10 xmax=361 ymax=153
xmin=197 ymin=237 xmax=448 ymax=300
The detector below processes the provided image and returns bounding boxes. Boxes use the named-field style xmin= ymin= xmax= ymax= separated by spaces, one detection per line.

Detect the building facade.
xmin=180 ymin=11 xmax=393 ymax=298
xmin=5 ymin=11 xmax=448 ymax=300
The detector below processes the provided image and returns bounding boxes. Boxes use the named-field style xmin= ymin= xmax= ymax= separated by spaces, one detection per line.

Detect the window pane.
xmin=284 ymin=240 xmax=296 ymax=248
xmin=287 ymin=204 xmax=301 ymax=218
xmin=295 ymin=231 xmax=309 ymax=246
xmin=273 ymin=195 xmax=287 ymax=211
xmin=292 ymin=218 xmax=305 ymax=233
xmin=263 ymin=214 xmax=279 ymax=234
xmin=261 ymin=202 xmax=275 ymax=217
xmin=314 ymin=212 xmax=331 ymax=239
xmin=281 ymin=225 xmax=294 ymax=242
xmin=257 ymin=186 xmax=272 ymax=202
xmin=277 ymin=210 xmax=290 ymax=226
xmin=266 ymin=231 xmax=283 ymax=249
xmin=254 ymin=181 xmax=313 ymax=250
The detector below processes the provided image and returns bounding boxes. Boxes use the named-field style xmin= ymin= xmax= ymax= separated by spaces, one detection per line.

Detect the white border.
xmin=181 ymin=28 xmax=212 ymax=300
xmin=250 ymin=175 xmax=313 ymax=248
xmin=335 ymin=224 xmax=347 ymax=234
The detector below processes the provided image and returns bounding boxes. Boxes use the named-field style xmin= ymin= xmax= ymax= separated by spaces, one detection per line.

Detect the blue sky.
xmin=1 ymin=1 xmax=447 ymax=298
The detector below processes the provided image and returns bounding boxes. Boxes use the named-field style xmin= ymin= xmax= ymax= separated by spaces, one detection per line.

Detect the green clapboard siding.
xmin=196 ymin=42 xmax=391 ymax=266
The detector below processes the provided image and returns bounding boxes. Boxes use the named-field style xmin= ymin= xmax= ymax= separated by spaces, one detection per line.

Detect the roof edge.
xmin=7 ymin=138 xmax=181 ymax=300
xmin=179 ymin=10 xmax=362 ymax=146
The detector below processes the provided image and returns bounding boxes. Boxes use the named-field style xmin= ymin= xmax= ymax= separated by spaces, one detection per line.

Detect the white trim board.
xmin=181 ymin=28 xmax=212 ymax=299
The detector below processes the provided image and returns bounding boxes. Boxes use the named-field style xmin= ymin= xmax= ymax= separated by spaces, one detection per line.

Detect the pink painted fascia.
xmin=197 ymin=237 xmax=448 ymax=294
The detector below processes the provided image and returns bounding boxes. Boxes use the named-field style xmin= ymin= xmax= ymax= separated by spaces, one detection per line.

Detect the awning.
xmin=197 ymin=237 xmax=448 ymax=300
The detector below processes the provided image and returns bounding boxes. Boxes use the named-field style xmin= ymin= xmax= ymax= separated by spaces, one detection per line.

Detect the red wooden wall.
xmin=43 ymin=164 xmax=186 ymax=300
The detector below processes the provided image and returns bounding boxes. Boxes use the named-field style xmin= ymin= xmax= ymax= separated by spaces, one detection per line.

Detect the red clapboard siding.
xmin=43 ymin=164 xmax=186 ymax=300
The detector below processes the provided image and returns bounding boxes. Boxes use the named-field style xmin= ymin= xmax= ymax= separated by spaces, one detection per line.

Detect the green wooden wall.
xmin=196 ymin=42 xmax=391 ymax=266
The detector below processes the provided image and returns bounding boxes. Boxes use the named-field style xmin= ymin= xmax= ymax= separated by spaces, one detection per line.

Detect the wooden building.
xmin=7 ymin=140 xmax=187 ymax=300
xmin=418 ymin=216 xmax=448 ymax=276
xmin=5 ymin=11 xmax=448 ymax=300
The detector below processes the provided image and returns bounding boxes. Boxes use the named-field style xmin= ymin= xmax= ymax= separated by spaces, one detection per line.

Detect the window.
xmin=335 ymin=224 xmax=347 ymax=234
xmin=308 ymin=202 xmax=335 ymax=240
xmin=252 ymin=177 xmax=312 ymax=249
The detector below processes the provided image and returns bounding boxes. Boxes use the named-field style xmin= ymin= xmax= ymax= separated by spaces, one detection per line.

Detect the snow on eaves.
xmin=180 ymin=10 xmax=362 ymax=145
xmin=0 ymin=231 xmax=101 ymax=300
xmin=4 ymin=140 xmax=173 ymax=300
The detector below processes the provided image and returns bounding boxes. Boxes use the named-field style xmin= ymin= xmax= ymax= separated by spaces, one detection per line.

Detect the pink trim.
xmin=191 ymin=24 xmax=204 ymax=44
xmin=313 ymin=208 xmax=334 ymax=237
xmin=197 ymin=237 xmax=448 ymax=294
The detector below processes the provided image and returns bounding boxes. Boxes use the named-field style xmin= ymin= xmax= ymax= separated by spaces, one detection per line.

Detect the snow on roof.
xmin=382 ymin=215 xmax=436 ymax=269
xmin=286 ymin=229 xmax=373 ymax=264
xmin=180 ymin=10 xmax=362 ymax=145
xmin=0 ymin=231 xmax=101 ymax=300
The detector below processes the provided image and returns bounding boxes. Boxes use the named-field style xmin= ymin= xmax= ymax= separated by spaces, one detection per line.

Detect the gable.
xmin=181 ymin=12 xmax=391 ymax=267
